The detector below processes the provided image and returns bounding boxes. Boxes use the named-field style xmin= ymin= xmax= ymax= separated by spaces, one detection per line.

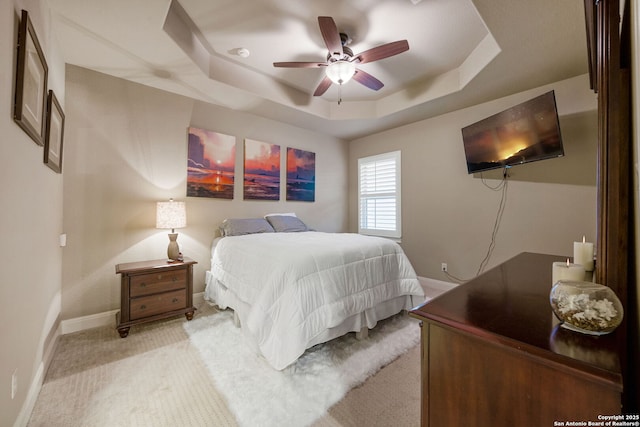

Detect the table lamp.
xmin=156 ymin=198 xmax=186 ymax=262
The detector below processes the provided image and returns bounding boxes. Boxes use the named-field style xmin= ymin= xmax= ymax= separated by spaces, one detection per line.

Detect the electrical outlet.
xmin=441 ymin=263 xmax=448 ymax=272
xmin=11 ymin=369 xmax=17 ymax=399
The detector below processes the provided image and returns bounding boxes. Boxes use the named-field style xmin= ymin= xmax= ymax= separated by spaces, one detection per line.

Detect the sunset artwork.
xmin=286 ymin=148 xmax=315 ymax=202
xmin=187 ymin=127 xmax=235 ymax=199
xmin=244 ymin=139 xmax=280 ymax=200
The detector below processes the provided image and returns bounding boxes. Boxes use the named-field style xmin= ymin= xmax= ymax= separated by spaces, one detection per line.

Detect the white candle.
xmin=552 ymin=259 xmax=586 ymax=284
xmin=573 ymin=236 xmax=594 ymax=271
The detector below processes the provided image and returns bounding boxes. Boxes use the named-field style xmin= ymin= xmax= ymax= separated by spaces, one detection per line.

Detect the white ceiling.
xmin=49 ymin=0 xmax=589 ymax=140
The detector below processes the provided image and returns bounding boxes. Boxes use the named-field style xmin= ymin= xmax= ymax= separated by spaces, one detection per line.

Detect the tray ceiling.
xmin=49 ymin=0 xmax=589 ymax=139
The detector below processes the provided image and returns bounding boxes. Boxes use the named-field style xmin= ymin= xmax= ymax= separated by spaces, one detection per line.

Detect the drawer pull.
xmin=172 ymin=298 xmax=179 ymax=303
xmin=172 ymin=277 xmax=177 ymax=282
xmin=140 ymin=282 xmax=146 ymax=287
xmin=140 ymin=304 xmax=147 ymax=310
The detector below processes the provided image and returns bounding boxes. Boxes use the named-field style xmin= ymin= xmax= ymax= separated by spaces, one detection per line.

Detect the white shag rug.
xmin=183 ymin=309 xmax=420 ymax=427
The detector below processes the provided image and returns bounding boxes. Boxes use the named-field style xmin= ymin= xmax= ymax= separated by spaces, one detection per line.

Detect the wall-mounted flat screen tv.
xmin=461 ymin=90 xmax=564 ymax=174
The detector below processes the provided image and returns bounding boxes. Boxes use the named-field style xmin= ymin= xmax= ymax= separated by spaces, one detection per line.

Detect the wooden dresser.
xmin=115 ymin=257 xmax=197 ymax=337
xmin=409 ymin=252 xmax=623 ymax=426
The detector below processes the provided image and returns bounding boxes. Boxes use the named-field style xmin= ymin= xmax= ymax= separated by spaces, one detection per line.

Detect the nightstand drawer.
xmin=130 ymin=290 xmax=186 ymax=320
xmin=130 ymin=269 xmax=186 ymax=297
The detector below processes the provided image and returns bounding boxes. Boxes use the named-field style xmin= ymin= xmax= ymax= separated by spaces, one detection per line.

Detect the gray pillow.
xmin=220 ymin=218 xmax=275 ymax=237
xmin=265 ymin=215 xmax=310 ymax=232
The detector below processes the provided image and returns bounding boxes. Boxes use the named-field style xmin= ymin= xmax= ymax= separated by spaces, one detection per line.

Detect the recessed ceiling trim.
xmin=377 ymin=33 xmax=502 ymax=118
xmin=162 ymin=0 xmax=211 ymax=73
xmin=48 ymin=0 xmax=589 ymax=139
xmin=459 ymin=33 xmax=501 ymax=87
xmin=162 ymin=0 xmax=333 ymax=115
xmin=162 ymin=0 xmax=499 ymax=122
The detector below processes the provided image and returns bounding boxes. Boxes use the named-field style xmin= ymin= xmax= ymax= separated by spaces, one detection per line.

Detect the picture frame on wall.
xmin=187 ymin=127 xmax=236 ymax=199
xmin=286 ymin=148 xmax=315 ymax=202
xmin=14 ymin=10 xmax=48 ymax=146
xmin=244 ymin=138 xmax=280 ymax=200
xmin=44 ymin=90 xmax=65 ymax=173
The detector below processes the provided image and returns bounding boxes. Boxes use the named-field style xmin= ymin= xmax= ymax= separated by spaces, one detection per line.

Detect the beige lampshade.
xmin=156 ymin=199 xmax=186 ymax=231
xmin=156 ymin=199 xmax=186 ymax=261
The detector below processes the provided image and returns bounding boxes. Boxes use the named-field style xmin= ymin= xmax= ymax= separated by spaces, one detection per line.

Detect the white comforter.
xmin=205 ymin=232 xmax=423 ymax=369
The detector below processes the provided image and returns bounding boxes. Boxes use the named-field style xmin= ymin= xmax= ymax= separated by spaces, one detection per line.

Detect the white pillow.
xmin=265 ymin=215 xmax=310 ymax=232
xmin=264 ymin=212 xmax=297 ymax=218
xmin=219 ymin=218 xmax=275 ymax=237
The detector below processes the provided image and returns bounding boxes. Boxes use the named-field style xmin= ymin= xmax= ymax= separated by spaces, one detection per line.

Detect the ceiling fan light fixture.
xmin=325 ymin=60 xmax=356 ymax=85
xmin=273 ymin=17 xmax=409 ymax=97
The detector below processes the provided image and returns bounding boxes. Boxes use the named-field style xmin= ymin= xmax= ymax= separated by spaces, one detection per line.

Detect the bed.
xmin=204 ymin=215 xmax=424 ymax=370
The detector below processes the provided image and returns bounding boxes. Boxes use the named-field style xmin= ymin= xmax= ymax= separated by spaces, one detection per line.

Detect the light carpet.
xmin=183 ymin=309 xmax=420 ymax=427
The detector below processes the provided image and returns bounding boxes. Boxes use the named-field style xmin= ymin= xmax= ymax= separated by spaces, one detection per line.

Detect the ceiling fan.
xmin=273 ymin=16 xmax=409 ymax=97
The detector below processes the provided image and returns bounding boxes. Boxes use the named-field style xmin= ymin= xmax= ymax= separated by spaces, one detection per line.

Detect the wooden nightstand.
xmin=115 ymin=257 xmax=197 ymax=338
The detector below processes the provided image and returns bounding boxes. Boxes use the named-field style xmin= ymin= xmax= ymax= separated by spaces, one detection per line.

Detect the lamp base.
xmin=167 ymin=233 xmax=182 ymax=261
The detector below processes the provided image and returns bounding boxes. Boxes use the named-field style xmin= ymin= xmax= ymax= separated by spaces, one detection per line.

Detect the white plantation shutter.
xmin=358 ymin=151 xmax=401 ymax=238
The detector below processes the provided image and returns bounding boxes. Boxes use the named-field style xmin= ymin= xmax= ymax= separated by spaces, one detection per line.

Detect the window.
xmin=358 ymin=151 xmax=401 ymax=238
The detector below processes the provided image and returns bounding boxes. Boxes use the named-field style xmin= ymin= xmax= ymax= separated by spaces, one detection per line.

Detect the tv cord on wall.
xmin=443 ymin=169 xmax=509 ymax=283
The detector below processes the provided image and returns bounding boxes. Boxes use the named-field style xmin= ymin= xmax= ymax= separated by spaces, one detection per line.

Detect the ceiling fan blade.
xmin=313 ymin=76 xmax=333 ymax=96
xmin=355 ymin=40 xmax=409 ymax=64
xmin=318 ymin=16 xmax=343 ymax=57
xmin=353 ymin=69 xmax=384 ymax=91
xmin=273 ymin=61 xmax=326 ymax=68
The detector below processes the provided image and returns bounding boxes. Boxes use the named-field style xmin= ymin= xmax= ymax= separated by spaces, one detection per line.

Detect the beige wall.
xmin=61 ymin=66 xmax=348 ymax=320
xmin=0 ymin=1 xmax=65 ymax=425
xmin=349 ymin=75 xmax=598 ymax=281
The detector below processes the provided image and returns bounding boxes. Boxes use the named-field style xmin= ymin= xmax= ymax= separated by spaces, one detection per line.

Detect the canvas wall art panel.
xmin=287 ymin=148 xmax=315 ymax=202
xmin=244 ymin=139 xmax=280 ymax=200
xmin=187 ymin=127 xmax=235 ymax=199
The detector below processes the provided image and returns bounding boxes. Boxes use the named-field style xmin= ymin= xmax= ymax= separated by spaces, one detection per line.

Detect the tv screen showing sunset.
xmin=462 ymin=91 xmax=564 ymax=174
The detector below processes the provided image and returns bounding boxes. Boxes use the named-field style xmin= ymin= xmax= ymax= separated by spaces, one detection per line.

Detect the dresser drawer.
xmin=129 ymin=269 xmax=186 ymax=297
xmin=130 ymin=289 xmax=186 ymax=320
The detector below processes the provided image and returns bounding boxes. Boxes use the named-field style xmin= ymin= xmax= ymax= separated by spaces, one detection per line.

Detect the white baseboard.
xmin=12 ymin=363 xmax=44 ymax=427
xmin=13 ymin=293 xmax=62 ymax=427
xmin=418 ymin=276 xmax=457 ymax=300
xmin=60 ymin=309 xmax=119 ymax=335
xmin=60 ymin=292 xmax=206 ymax=335
xmin=194 ymin=291 xmax=205 ymax=306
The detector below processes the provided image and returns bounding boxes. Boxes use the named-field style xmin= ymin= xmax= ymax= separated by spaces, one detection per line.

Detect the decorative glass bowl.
xmin=550 ymin=281 xmax=623 ymax=335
